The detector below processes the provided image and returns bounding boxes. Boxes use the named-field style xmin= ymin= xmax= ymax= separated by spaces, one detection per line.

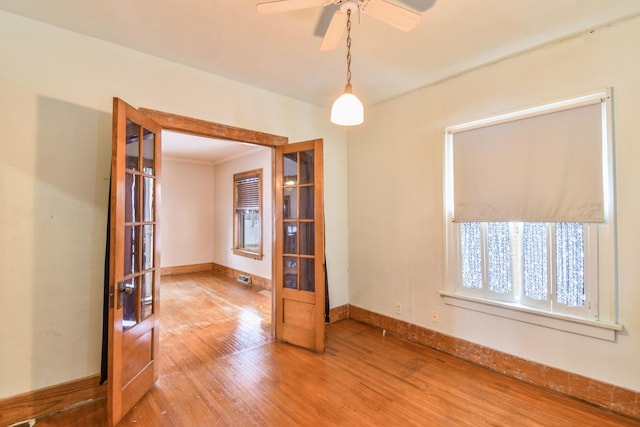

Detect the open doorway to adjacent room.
xmin=160 ymin=129 xmax=273 ymax=358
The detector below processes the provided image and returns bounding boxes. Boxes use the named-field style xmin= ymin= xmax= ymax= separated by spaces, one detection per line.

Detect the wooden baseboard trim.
xmin=160 ymin=263 xmax=272 ymax=290
xmin=211 ymin=263 xmax=272 ymax=290
xmin=328 ymin=304 xmax=349 ymax=323
xmin=347 ymin=305 xmax=640 ymax=420
xmin=0 ymin=375 xmax=106 ymax=426
xmin=161 ymin=263 xmax=213 ymax=276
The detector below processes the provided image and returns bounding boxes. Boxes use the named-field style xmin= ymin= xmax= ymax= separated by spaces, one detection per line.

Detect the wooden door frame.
xmin=138 ymin=108 xmax=288 ymax=331
xmin=139 ymin=109 xmax=288 ymax=147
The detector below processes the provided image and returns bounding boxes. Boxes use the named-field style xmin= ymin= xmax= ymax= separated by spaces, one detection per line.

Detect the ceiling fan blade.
xmin=320 ymin=10 xmax=348 ymax=51
xmin=314 ymin=5 xmax=338 ymax=38
xmin=257 ymin=0 xmax=330 ymax=15
xmin=364 ymin=0 xmax=422 ymax=31
xmin=397 ymin=0 xmax=436 ymax=13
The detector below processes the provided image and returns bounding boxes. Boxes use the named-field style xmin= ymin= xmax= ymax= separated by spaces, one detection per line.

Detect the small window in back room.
xmin=233 ymin=169 xmax=263 ymax=259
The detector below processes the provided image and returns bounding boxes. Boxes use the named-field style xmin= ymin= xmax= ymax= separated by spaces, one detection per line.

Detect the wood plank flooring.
xmin=35 ymin=271 xmax=639 ymax=426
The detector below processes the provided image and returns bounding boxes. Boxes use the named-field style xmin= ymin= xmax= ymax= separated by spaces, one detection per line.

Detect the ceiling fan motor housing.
xmin=258 ymin=0 xmax=422 ymax=51
xmin=339 ymin=1 xmax=360 ymax=13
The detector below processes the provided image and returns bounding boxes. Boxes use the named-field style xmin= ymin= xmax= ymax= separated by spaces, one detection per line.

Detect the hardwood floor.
xmin=35 ymin=272 xmax=638 ymax=426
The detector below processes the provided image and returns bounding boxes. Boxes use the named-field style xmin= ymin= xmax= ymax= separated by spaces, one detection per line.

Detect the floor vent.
xmin=237 ymin=274 xmax=252 ymax=285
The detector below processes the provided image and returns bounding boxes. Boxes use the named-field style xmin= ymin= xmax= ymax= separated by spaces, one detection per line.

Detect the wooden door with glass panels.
xmin=108 ymin=98 xmax=161 ymax=426
xmin=275 ymin=139 xmax=325 ymax=352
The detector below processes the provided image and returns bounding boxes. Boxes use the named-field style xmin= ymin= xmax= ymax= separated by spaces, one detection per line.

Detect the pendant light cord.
xmin=346 ymin=10 xmax=352 ymax=86
xmin=330 ymin=4 xmax=363 ymax=126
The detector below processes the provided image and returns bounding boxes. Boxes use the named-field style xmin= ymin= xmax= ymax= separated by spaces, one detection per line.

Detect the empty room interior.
xmin=1 ymin=1 xmax=640 ymax=426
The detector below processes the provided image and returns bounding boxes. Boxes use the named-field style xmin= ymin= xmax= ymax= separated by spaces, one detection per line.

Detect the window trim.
xmin=233 ymin=168 xmax=263 ymax=260
xmin=439 ymin=290 xmax=622 ymax=341
xmin=443 ymin=89 xmax=620 ymax=337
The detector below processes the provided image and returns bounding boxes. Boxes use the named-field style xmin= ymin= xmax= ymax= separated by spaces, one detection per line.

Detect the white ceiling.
xmin=3 ymin=0 xmax=640 ymax=161
xmin=162 ymin=131 xmax=268 ymax=164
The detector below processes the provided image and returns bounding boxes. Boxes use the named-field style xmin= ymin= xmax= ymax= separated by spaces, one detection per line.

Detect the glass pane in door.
xmin=300 ymin=258 xmax=315 ymax=292
xmin=142 ymin=128 xmax=155 ymax=175
xmin=140 ymin=272 xmax=153 ymax=321
xmin=299 ymin=150 xmax=314 ymax=184
xmin=126 ymin=119 xmax=140 ymax=171
xmin=143 ymin=176 xmax=154 ymax=222
xmin=284 ymin=153 xmax=298 ymax=185
xmin=299 ymin=186 xmax=314 ymax=219
xmin=284 ymin=187 xmax=297 ymax=219
xmin=142 ymin=224 xmax=154 ymax=270
xmin=124 ymin=226 xmax=138 ymax=276
xmin=284 ymin=256 xmax=298 ymax=289
xmin=300 ymin=222 xmax=314 ymax=255
xmin=284 ymin=223 xmax=298 ymax=254
xmin=125 ymin=173 xmax=139 ymax=223
xmin=122 ymin=277 xmax=137 ymax=330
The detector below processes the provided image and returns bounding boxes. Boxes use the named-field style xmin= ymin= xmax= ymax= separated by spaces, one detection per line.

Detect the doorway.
xmin=160 ymin=129 xmax=274 ymax=357
xmin=136 ymin=107 xmax=326 ymax=353
xmin=108 ymin=101 xmax=325 ymax=425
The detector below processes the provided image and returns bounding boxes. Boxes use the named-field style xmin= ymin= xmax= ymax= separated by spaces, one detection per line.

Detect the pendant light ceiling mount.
xmin=339 ymin=0 xmax=359 ymax=14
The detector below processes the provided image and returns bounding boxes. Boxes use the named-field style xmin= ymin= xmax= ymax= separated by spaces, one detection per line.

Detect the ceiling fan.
xmin=257 ymin=0 xmax=423 ymax=51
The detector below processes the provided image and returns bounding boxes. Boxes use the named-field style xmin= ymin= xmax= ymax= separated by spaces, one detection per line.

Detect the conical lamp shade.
xmin=331 ymin=84 xmax=364 ymax=126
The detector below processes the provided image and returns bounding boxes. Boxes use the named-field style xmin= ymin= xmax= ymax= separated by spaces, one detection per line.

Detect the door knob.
xmin=117 ymin=281 xmax=135 ymax=309
xmin=119 ymin=281 xmax=135 ymax=295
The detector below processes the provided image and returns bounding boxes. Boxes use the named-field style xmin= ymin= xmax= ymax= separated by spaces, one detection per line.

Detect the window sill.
xmin=232 ymin=249 xmax=263 ymax=260
xmin=439 ymin=290 xmax=622 ymax=341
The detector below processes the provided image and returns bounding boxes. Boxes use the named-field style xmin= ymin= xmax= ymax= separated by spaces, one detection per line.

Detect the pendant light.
xmin=330 ymin=8 xmax=364 ymax=126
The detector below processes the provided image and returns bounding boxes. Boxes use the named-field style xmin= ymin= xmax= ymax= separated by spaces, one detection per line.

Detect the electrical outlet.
xmin=432 ymin=311 xmax=439 ymax=322
xmin=395 ymin=303 xmax=401 ymax=314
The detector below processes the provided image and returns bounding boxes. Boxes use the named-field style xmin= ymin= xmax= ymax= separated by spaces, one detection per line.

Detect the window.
xmin=233 ymin=169 xmax=262 ymax=259
xmin=458 ymin=221 xmax=595 ymax=318
xmin=443 ymin=90 xmax=620 ymax=338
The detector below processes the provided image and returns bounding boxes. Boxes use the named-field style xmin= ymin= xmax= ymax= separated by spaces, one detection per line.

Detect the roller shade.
xmin=452 ymin=102 xmax=604 ymax=223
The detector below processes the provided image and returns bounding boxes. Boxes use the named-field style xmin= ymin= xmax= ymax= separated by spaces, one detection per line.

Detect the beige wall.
xmin=161 ymin=158 xmax=215 ymax=268
xmin=0 ymin=11 xmax=349 ymax=398
xmin=348 ymin=15 xmax=640 ymax=392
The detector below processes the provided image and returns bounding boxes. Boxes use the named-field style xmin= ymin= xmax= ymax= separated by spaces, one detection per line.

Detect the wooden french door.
xmin=275 ymin=139 xmax=325 ymax=352
xmin=108 ymin=98 xmax=162 ymax=426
